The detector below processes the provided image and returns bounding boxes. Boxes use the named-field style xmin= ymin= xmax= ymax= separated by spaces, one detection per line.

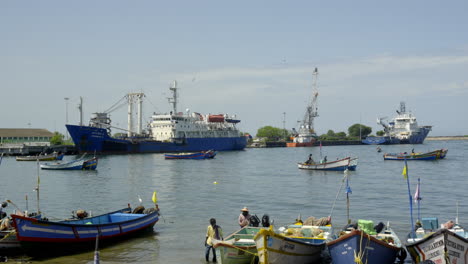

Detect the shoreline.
xmin=426 ymin=136 xmax=468 ymax=140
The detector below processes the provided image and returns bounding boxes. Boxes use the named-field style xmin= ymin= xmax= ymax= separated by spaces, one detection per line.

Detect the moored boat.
xmin=212 ymin=227 xmax=263 ymax=264
xmin=254 ymin=225 xmax=327 ymax=264
xmin=16 ymin=152 xmax=64 ymax=161
xmin=66 ymin=82 xmax=247 ymax=154
xmin=287 ymin=68 xmax=319 ymax=148
xmin=164 ymin=150 xmax=217 ymax=160
xmin=406 ymin=222 xmax=468 ymax=264
xmin=298 ymin=157 xmax=351 ymax=171
xmin=327 ymin=220 xmax=406 ymax=264
xmin=40 ymin=155 xmax=98 ymax=170
xmin=11 ymin=205 xmax=159 ymax=253
xmin=362 ymin=102 xmax=432 ymax=145
xmin=383 ymin=149 xmax=448 ymax=161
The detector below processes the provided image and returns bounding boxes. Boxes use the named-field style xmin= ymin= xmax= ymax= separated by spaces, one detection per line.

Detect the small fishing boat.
xmin=298 ymin=157 xmax=351 ymax=171
xmin=164 ymin=150 xmax=217 ymax=160
xmin=11 ymin=205 xmax=159 ymax=253
xmin=327 ymin=220 xmax=406 ymax=264
xmin=212 ymin=226 xmax=264 ymax=264
xmin=254 ymin=227 xmax=325 ymax=264
xmin=383 ymin=149 xmax=448 ymax=161
xmin=254 ymin=216 xmax=332 ymax=264
xmin=406 ymin=218 xmax=468 ymax=264
xmin=16 ymin=152 xmax=64 ymax=161
xmin=40 ymin=155 xmax=98 ymax=170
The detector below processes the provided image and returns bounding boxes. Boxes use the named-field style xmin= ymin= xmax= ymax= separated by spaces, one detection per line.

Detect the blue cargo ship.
xmin=66 ymin=82 xmax=247 ymax=154
xmin=362 ymin=102 xmax=432 ymax=145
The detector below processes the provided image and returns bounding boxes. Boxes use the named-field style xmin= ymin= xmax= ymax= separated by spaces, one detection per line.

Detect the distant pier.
xmin=0 ymin=144 xmax=77 ymax=156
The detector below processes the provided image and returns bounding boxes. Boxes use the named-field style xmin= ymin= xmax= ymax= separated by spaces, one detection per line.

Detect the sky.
xmin=1 ymin=1 xmax=467 ymax=137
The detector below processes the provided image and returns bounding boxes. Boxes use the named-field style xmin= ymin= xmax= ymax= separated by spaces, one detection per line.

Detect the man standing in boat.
xmin=238 ymin=207 xmax=251 ymax=228
xmin=305 ymin=154 xmax=315 ymax=164
xmin=205 ymin=218 xmax=223 ymax=262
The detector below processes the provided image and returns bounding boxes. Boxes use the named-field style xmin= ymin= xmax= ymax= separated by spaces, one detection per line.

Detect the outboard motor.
xmin=374 ymin=222 xmax=385 ymax=233
xmin=249 ymin=215 xmax=260 ymax=227
xmin=261 ymin=214 xmax=270 ymax=227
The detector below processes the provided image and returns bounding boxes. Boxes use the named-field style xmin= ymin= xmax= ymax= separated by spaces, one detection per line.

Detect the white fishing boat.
xmin=298 ymin=157 xmax=351 ymax=171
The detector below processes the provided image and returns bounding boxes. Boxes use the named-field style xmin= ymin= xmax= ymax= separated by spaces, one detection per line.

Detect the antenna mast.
xmin=168 ymin=81 xmax=178 ymax=114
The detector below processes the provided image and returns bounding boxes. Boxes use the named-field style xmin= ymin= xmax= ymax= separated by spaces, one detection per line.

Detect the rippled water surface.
xmin=1 ymin=140 xmax=466 ymax=263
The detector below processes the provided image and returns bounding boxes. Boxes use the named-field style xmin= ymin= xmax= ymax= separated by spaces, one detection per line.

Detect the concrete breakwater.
xmin=0 ymin=144 xmax=77 ymax=155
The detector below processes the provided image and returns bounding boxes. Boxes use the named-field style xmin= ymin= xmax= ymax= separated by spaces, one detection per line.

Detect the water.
xmin=0 ymin=140 xmax=467 ymax=263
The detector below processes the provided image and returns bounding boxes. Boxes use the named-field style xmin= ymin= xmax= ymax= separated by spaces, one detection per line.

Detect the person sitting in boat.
xmin=320 ymin=156 xmax=327 ymax=164
xmin=305 ymin=154 xmax=315 ymax=164
xmin=238 ymin=207 xmax=252 ymax=228
xmin=205 ymin=218 xmax=223 ymax=262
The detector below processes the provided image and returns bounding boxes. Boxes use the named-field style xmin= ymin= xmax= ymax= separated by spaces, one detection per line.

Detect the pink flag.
xmin=414 ymin=182 xmax=421 ymax=203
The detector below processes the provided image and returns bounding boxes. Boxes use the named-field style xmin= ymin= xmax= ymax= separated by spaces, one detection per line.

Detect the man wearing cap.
xmin=238 ymin=207 xmax=251 ymax=228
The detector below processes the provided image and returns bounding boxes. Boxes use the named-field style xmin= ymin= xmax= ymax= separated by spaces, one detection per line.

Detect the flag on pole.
xmin=402 ymin=164 xmax=408 ymax=179
xmin=345 ymin=176 xmax=352 ymax=194
xmin=152 ymin=191 xmax=158 ymax=204
xmin=414 ymin=181 xmax=421 ymax=203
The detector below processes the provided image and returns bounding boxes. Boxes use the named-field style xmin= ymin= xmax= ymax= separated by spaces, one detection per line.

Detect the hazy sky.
xmin=1 ymin=1 xmax=467 ymax=137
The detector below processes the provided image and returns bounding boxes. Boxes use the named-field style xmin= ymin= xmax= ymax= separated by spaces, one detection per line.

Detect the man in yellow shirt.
xmin=205 ymin=218 xmax=223 ymax=262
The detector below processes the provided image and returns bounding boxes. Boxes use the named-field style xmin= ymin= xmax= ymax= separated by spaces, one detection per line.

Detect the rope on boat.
xmin=0 ymin=230 xmax=16 ymax=241
xmin=353 ymin=231 xmax=370 ymax=264
xmin=329 ymin=173 xmax=347 ymax=218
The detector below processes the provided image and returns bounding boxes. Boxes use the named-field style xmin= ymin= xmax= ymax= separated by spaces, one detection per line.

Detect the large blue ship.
xmin=362 ymin=102 xmax=432 ymax=145
xmin=66 ymin=81 xmax=247 ymax=154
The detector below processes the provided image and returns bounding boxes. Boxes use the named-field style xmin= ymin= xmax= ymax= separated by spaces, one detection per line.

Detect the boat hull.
xmin=363 ymin=127 xmax=431 ymax=145
xmin=298 ymin=157 xmax=350 ymax=171
xmin=11 ymin=208 xmax=159 ymax=248
xmin=66 ymin=125 xmax=246 ymax=154
xmin=406 ymin=229 xmax=468 ymax=264
xmin=40 ymin=157 xmax=98 ymax=170
xmin=383 ymin=149 xmax=448 ymax=161
xmin=327 ymin=230 xmax=402 ymax=264
xmin=254 ymin=228 xmax=325 ymax=264
xmin=213 ymin=227 xmax=263 ymax=264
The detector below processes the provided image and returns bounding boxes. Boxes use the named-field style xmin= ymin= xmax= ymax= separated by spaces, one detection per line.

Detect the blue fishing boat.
xmin=66 ymin=82 xmax=247 ymax=154
xmin=11 ymin=205 xmax=159 ymax=251
xmin=362 ymin=102 xmax=432 ymax=145
xmin=327 ymin=223 xmax=406 ymax=264
xmin=347 ymin=157 xmax=358 ymax=171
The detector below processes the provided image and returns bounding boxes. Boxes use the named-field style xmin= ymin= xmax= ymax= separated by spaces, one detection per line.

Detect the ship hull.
xmin=362 ymin=127 xmax=431 ymax=145
xmin=66 ymin=125 xmax=247 ymax=154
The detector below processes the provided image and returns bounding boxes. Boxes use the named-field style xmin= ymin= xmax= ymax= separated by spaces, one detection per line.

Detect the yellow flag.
xmin=402 ymin=165 xmax=407 ymax=179
xmin=152 ymin=191 xmax=158 ymax=204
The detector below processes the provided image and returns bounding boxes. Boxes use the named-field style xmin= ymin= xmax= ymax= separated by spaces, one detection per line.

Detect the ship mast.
xmin=299 ymin=68 xmax=319 ymax=134
xmin=168 ymin=81 xmax=178 ymax=114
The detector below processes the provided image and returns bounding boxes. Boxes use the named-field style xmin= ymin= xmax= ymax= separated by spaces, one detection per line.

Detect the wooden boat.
xmin=11 ymin=206 xmax=159 ymax=252
xmin=164 ymin=150 xmax=217 ymax=160
xmin=16 ymin=152 xmax=64 ymax=161
xmin=40 ymin=156 xmax=98 ymax=170
xmin=212 ymin=227 xmax=264 ymax=264
xmin=383 ymin=149 xmax=448 ymax=161
xmin=298 ymin=157 xmax=350 ymax=171
xmin=254 ymin=225 xmax=327 ymax=264
xmin=405 ymin=217 xmax=468 ymax=264
xmin=327 ymin=220 xmax=406 ymax=264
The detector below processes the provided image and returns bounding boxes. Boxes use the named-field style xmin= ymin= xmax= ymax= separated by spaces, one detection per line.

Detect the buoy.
xmin=213 ymin=181 xmax=218 ymax=184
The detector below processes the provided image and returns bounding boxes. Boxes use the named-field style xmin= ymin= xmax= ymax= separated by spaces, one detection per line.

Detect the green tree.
xmin=348 ymin=124 xmax=372 ymax=138
xmin=326 ymin=130 xmax=336 ymax=137
xmin=376 ymin=130 xmax=385 ymax=136
xmin=335 ymin=132 xmax=347 ymax=138
xmin=256 ymin=126 xmax=288 ymax=141
xmin=50 ymin=132 xmax=64 ymax=145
